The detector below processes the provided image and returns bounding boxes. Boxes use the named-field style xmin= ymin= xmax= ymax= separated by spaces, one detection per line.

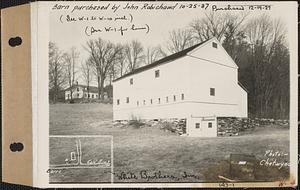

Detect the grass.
xmin=49 ymin=103 xmax=290 ymax=183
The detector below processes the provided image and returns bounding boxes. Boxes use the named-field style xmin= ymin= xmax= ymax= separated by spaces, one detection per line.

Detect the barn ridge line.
xmin=113 ymin=38 xmax=211 ymax=82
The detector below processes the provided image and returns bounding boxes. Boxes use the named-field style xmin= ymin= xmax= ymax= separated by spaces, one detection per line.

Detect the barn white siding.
xmin=183 ymin=38 xmax=247 ymax=118
xmin=113 ymin=57 xmax=191 ymax=120
xmin=188 ymin=38 xmax=238 ymax=69
xmin=238 ymin=85 xmax=248 ymax=117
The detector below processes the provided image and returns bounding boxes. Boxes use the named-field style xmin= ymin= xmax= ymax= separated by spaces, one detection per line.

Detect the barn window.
xmin=212 ymin=42 xmax=218 ymax=48
xmin=155 ymin=70 xmax=160 ymax=78
xmin=77 ymin=94 xmax=79 ymax=98
xmin=208 ymin=122 xmax=212 ymax=128
xmin=126 ymin=97 xmax=129 ymax=103
xmin=210 ymin=88 xmax=215 ymax=96
xmin=130 ymin=78 xmax=133 ymax=85
xmin=158 ymin=98 xmax=161 ymax=104
xmin=77 ymin=87 xmax=79 ymax=91
xmin=92 ymin=94 xmax=94 ymax=98
xmin=88 ymin=94 xmax=90 ymax=98
xmin=150 ymin=99 xmax=153 ymax=104
xmin=143 ymin=100 xmax=146 ymax=105
xmin=173 ymin=95 xmax=176 ymax=101
xmin=68 ymin=94 xmax=70 ymax=99
xmin=181 ymin=93 xmax=184 ymax=100
xmin=117 ymin=99 xmax=120 ymax=105
xmin=195 ymin=123 xmax=200 ymax=129
xmin=166 ymin=96 xmax=169 ymax=103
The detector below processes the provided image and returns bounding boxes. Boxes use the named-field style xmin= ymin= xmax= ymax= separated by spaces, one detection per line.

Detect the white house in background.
xmin=113 ymin=38 xmax=248 ymax=137
xmin=64 ymin=84 xmax=99 ymax=100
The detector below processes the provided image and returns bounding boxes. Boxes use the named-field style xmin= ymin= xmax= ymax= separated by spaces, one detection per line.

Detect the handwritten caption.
xmin=85 ymin=24 xmax=149 ymax=37
xmin=52 ymin=2 xmax=272 ymax=37
xmin=52 ymin=3 xmax=272 ymax=13
xmin=259 ymin=150 xmax=290 ymax=169
xmin=108 ymin=170 xmax=201 ymax=181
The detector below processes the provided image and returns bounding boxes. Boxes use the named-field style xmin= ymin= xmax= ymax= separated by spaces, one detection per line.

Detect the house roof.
xmin=83 ymin=86 xmax=99 ymax=93
xmin=113 ymin=39 xmax=210 ymax=82
xmin=64 ymin=85 xmax=99 ymax=93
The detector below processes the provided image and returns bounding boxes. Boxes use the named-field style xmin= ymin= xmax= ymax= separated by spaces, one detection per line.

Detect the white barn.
xmin=113 ymin=38 xmax=248 ymax=137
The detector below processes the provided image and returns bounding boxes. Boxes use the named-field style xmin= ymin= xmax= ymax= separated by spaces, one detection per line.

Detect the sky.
xmin=48 ymin=1 xmax=296 ymax=86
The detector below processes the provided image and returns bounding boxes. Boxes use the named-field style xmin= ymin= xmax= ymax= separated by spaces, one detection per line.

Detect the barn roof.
xmin=238 ymin=81 xmax=249 ymax=93
xmin=113 ymin=39 xmax=210 ymax=82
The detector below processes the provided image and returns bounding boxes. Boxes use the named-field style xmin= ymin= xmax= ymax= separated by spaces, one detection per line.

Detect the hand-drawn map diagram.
xmin=49 ymin=136 xmax=113 ymax=183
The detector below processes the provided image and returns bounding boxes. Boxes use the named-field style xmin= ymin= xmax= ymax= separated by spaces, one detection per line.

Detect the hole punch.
xmin=8 ymin=36 xmax=22 ymax=47
xmin=10 ymin=142 xmax=24 ymax=152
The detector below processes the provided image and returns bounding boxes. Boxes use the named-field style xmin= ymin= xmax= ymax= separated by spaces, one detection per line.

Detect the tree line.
xmin=49 ymin=12 xmax=289 ymax=119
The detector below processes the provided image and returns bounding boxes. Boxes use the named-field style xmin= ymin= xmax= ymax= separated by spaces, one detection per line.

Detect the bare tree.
xmin=243 ymin=14 xmax=288 ymax=118
xmin=64 ymin=47 xmax=79 ymax=100
xmin=166 ymin=28 xmax=194 ymax=53
xmin=49 ymin=42 xmax=66 ymax=103
xmin=144 ymin=46 xmax=165 ymax=65
xmin=156 ymin=45 xmax=168 ymax=58
xmin=85 ymin=38 xmax=122 ymax=100
xmin=81 ymin=58 xmax=93 ymax=98
xmin=114 ymin=45 xmax=128 ymax=78
xmin=190 ymin=12 xmax=248 ymax=42
xmin=125 ymin=40 xmax=145 ymax=72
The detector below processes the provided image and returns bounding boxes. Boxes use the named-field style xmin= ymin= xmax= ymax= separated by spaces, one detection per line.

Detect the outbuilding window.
xmin=210 ymin=88 xmax=215 ymax=96
xmin=150 ymin=99 xmax=153 ymax=104
xmin=155 ymin=70 xmax=160 ymax=78
xmin=137 ymin=101 xmax=139 ymax=106
xmin=173 ymin=95 xmax=176 ymax=102
xmin=143 ymin=100 xmax=146 ymax=105
xmin=126 ymin=97 xmax=130 ymax=103
xmin=181 ymin=93 xmax=184 ymax=100
xmin=212 ymin=42 xmax=218 ymax=48
xmin=166 ymin=96 xmax=169 ymax=103
xmin=195 ymin=123 xmax=200 ymax=129
xmin=117 ymin=99 xmax=120 ymax=105
xmin=208 ymin=122 xmax=212 ymax=128
xmin=158 ymin=98 xmax=161 ymax=104
xmin=130 ymin=78 xmax=133 ymax=85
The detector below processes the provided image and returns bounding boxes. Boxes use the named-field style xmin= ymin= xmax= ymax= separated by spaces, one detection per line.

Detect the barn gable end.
xmin=187 ymin=38 xmax=239 ymax=69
